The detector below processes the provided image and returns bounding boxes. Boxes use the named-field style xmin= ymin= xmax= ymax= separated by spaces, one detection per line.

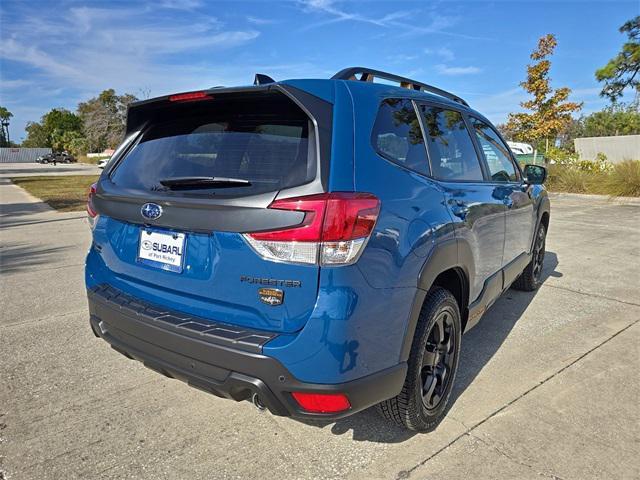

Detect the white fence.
xmin=574 ymin=135 xmax=640 ymax=163
xmin=0 ymin=148 xmax=52 ymax=163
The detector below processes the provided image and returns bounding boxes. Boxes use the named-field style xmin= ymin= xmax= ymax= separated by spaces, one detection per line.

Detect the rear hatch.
xmin=89 ymin=86 xmax=332 ymax=333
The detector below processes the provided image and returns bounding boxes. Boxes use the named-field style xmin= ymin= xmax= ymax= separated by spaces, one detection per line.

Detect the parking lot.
xmin=1 ymin=167 xmax=639 ymax=480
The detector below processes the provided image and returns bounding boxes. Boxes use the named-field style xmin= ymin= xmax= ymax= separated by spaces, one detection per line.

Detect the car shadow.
xmin=0 ymin=201 xmax=53 ymax=218
xmin=296 ymin=251 xmax=561 ymax=443
xmin=0 ymin=243 xmax=74 ymax=274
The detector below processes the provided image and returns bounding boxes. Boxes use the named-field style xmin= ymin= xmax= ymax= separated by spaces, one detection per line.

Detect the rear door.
xmin=417 ymin=103 xmax=507 ymax=302
xmin=90 ymin=88 xmax=331 ymax=333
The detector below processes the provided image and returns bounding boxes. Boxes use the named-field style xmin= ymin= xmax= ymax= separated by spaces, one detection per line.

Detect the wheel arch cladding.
xmin=400 ymin=239 xmax=471 ymax=362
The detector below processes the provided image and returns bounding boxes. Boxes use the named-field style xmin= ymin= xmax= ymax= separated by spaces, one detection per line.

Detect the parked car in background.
xmin=35 ymin=152 xmax=76 ymax=164
xmin=85 ymin=67 xmax=550 ymax=432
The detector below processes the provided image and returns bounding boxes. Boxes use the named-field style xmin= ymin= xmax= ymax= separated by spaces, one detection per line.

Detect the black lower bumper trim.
xmin=88 ymin=286 xmax=407 ymax=420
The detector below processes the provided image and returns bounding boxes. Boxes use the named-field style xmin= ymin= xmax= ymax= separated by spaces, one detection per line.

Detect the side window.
xmin=470 ymin=117 xmax=519 ymax=182
xmin=420 ymin=105 xmax=484 ymax=181
xmin=372 ymin=98 xmax=429 ymax=176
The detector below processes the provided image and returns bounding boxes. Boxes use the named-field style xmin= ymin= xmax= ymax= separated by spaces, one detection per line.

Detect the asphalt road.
xmin=1 ymin=175 xmax=639 ymax=480
xmin=0 ymin=162 xmax=102 ymax=178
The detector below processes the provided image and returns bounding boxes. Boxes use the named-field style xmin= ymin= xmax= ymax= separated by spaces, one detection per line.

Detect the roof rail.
xmin=332 ymin=67 xmax=469 ymax=107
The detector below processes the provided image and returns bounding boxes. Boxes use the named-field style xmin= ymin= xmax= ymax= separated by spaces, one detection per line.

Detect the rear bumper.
xmin=87 ymin=284 xmax=406 ymax=420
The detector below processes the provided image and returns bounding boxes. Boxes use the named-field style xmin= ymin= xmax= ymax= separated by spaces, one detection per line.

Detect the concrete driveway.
xmin=1 ymin=177 xmax=638 ymax=480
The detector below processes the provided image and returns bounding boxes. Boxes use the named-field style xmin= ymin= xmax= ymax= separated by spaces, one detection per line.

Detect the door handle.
xmin=449 ymin=200 xmax=469 ymax=219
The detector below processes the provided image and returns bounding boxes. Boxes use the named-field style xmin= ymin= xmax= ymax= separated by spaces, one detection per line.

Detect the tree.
xmin=78 ymin=89 xmax=137 ymax=152
xmin=583 ymin=102 xmax=640 ymax=136
xmin=555 ymin=102 xmax=640 ymax=150
xmin=496 ymin=122 xmax=517 ymax=140
xmin=596 ymin=16 xmax=640 ymax=103
xmin=22 ymin=108 xmax=83 ymax=150
xmin=557 ymin=117 xmax=585 ymax=150
xmin=22 ymin=121 xmax=49 ymax=148
xmin=506 ymin=34 xmax=582 ymax=151
xmin=0 ymin=106 xmax=13 ymax=147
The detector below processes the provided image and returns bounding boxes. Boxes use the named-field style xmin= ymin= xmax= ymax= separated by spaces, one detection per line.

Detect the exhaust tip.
xmin=252 ymin=393 xmax=267 ymax=411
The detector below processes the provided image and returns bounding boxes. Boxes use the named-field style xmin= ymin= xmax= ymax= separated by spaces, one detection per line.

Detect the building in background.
xmin=574 ymin=135 xmax=640 ymax=163
xmin=0 ymin=148 xmax=52 ymax=163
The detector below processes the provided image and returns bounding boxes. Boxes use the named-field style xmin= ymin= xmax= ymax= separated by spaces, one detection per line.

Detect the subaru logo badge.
xmin=141 ymin=203 xmax=162 ymax=220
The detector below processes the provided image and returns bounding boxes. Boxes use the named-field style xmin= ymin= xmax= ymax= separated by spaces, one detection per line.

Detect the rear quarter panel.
xmin=264 ymin=83 xmax=459 ymax=383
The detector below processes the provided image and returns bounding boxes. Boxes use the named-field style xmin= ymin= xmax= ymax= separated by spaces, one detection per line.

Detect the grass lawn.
xmin=11 ymin=175 xmax=99 ymax=212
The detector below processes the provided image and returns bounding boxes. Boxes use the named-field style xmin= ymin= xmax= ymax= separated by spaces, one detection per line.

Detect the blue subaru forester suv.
xmin=86 ymin=67 xmax=550 ymax=432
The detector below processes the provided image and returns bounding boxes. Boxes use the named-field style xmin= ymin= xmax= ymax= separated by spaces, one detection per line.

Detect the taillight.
xmin=291 ymin=392 xmax=351 ymax=413
xmin=168 ymin=91 xmax=212 ymax=102
xmin=243 ymin=192 xmax=380 ymax=266
xmin=87 ymin=182 xmax=98 ymax=228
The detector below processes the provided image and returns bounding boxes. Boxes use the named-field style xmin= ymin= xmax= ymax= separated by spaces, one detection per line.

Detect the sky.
xmin=0 ymin=0 xmax=637 ymax=143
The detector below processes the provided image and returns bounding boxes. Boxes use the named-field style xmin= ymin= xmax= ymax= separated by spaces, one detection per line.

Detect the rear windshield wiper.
xmin=159 ymin=176 xmax=252 ymax=189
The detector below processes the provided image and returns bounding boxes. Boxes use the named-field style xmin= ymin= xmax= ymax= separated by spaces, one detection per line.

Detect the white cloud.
xmin=425 ymin=47 xmax=455 ymax=62
xmin=571 ymin=87 xmax=600 ymax=96
xmin=246 ymin=16 xmax=277 ymax=25
xmin=0 ymin=79 xmax=33 ymax=89
xmin=0 ymin=2 xmax=264 ymax=139
xmin=157 ymin=0 xmax=203 ymax=10
xmin=436 ymin=64 xmax=481 ymax=76
xmin=299 ymin=0 xmax=415 ymax=30
xmin=0 ymin=5 xmax=259 ymax=93
xmin=297 ymin=0 xmax=491 ymax=42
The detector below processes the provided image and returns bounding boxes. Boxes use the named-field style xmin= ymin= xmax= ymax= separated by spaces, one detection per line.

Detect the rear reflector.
xmin=291 ymin=392 xmax=351 ymax=413
xmin=87 ymin=182 xmax=98 ymax=229
xmin=243 ymin=192 xmax=380 ymax=266
xmin=168 ymin=91 xmax=211 ymax=102
xmin=87 ymin=182 xmax=98 ymax=218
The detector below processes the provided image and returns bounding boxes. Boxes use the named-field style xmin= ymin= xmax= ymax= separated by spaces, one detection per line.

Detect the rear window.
xmin=110 ymin=94 xmax=315 ymax=197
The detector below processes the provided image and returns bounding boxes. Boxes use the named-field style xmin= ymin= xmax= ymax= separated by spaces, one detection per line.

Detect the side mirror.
xmin=523 ymin=164 xmax=547 ymax=185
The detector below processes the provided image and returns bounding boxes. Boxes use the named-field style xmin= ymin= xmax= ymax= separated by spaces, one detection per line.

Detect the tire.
xmin=512 ymin=223 xmax=547 ymax=292
xmin=377 ymin=287 xmax=461 ymax=432
xmin=42 ymin=159 xmax=49 ymax=164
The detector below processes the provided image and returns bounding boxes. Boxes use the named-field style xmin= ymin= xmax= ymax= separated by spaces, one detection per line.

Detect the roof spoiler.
xmin=332 ymin=67 xmax=469 ymax=107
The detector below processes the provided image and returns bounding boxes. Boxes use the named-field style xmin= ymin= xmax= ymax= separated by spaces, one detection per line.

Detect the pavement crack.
xmin=542 ymin=283 xmax=640 ymax=308
xmin=396 ymin=318 xmax=639 ymax=479
xmin=467 ymin=432 xmax=565 ymax=479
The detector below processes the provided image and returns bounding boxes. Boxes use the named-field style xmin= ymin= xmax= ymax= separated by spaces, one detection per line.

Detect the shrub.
xmin=546 ymin=146 xmax=614 ymax=171
xmin=600 ymin=160 xmax=640 ymax=197
xmin=546 ymin=165 xmax=596 ymax=193
xmin=546 ymin=160 xmax=640 ymax=197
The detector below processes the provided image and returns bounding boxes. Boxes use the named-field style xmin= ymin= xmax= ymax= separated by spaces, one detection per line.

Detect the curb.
xmin=547 ymin=192 xmax=640 ymax=206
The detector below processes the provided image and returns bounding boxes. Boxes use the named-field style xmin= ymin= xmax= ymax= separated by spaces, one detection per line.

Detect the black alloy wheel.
xmin=421 ymin=310 xmax=456 ymax=411
xmin=532 ymin=225 xmax=546 ymax=283
xmin=512 ymin=223 xmax=547 ymax=291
